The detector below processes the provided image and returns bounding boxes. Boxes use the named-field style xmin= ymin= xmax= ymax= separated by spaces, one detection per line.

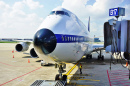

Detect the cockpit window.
xmin=50 ymin=11 xmax=55 ymax=15
xmin=64 ymin=12 xmax=70 ymax=17
xmin=50 ymin=11 xmax=70 ymax=17
xmin=56 ymin=11 xmax=64 ymax=15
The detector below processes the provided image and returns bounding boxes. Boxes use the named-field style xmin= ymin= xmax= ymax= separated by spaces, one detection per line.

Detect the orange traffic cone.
xmin=12 ymin=50 xmax=14 ymax=53
xmin=28 ymin=59 xmax=30 ymax=63
xmin=126 ymin=61 xmax=128 ymax=66
xmin=13 ymin=55 xmax=14 ymax=58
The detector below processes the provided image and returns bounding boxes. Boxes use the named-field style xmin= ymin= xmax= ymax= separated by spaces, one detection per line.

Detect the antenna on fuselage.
xmin=88 ymin=16 xmax=90 ymax=32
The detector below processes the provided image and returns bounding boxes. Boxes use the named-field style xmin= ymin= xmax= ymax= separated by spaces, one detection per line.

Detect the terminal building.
xmin=0 ymin=38 xmax=32 ymax=41
xmin=94 ymin=38 xmax=101 ymax=42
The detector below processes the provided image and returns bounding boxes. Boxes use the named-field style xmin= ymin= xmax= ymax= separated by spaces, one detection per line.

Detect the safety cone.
xmin=28 ymin=59 xmax=30 ymax=63
xmin=126 ymin=61 xmax=128 ymax=66
xmin=12 ymin=50 xmax=14 ymax=53
xmin=13 ymin=55 xmax=14 ymax=58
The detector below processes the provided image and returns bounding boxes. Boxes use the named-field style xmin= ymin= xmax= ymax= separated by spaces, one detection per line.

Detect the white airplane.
xmin=15 ymin=7 xmax=104 ymax=80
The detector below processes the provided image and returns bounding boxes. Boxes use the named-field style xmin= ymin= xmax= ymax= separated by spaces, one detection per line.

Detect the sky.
xmin=0 ymin=0 xmax=130 ymax=41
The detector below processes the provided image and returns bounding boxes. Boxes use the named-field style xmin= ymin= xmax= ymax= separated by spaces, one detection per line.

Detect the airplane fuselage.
xmin=33 ymin=7 xmax=93 ymax=63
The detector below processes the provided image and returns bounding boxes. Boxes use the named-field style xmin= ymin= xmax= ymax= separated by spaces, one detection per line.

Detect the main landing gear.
xmin=55 ymin=63 xmax=67 ymax=81
xmin=97 ymin=50 xmax=104 ymax=60
xmin=86 ymin=54 xmax=92 ymax=59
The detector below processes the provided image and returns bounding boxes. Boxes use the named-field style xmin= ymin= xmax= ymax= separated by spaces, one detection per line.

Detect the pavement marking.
xmin=107 ymin=70 xmax=130 ymax=86
xmin=66 ymin=59 xmax=81 ymax=75
xmin=0 ymin=61 xmax=35 ymax=67
xmin=78 ymin=79 xmax=100 ymax=81
xmin=0 ymin=67 xmax=42 ymax=86
xmin=76 ymin=85 xmax=94 ymax=86
xmin=107 ymin=70 xmax=111 ymax=86
xmin=67 ymin=82 xmax=93 ymax=86
xmin=68 ymin=74 xmax=95 ymax=77
xmin=67 ymin=76 xmax=84 ymax=80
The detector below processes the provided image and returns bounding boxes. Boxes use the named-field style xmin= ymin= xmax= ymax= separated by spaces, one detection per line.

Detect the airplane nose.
xmin=33 ymin=29 xmax=57 ymax=55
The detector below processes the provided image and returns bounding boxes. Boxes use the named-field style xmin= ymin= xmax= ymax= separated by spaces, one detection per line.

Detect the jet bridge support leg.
xmin=97 ymin=50 xmax=104 ymax=61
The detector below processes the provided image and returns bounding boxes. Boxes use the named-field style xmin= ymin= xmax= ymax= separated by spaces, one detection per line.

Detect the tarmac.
xmin=0 ymin=43 xmax=130 ymax=86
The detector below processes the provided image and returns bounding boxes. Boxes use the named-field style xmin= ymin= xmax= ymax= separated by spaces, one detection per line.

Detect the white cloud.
xmin=13 ymin=1 xmax=24 ymax=10
xmin=124 ymin=4 xmax=130 ymax=19
xmin=0 ymin=0 xmax=44 ymax=38
xmin=62 ymin=0 xmax=124 ymax=20
xmin=0 ymin=1 xmax=10 ymax=11
xmin=62 ymin=0 xmax=126 ymax=40
xmin=23 ymin=0 xmax=43 ymax=9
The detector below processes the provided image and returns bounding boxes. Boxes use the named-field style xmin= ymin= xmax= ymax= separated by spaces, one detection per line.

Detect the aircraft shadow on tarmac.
xmin=22 ymin=56 xmax=32 ymax=58
xmin=35 ymin=60 xmax=55 ymax=67
xmin=36 ymin=60 xmax=41 ymax=62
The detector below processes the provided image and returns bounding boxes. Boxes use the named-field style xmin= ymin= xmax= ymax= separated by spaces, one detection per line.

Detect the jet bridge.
xmin=104 ymin=7 xmax=130 ymax=80
xmin=104 ymin=13 xmax=130 ymax=60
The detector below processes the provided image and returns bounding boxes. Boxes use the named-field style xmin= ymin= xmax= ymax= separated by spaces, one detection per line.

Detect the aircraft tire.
xmin=98 ymin=55 xmax=100 ymax=60
xmin=86 ymin=55 xmax=89 ymax=59
xmin=62 ymin=75 xmax=67 ymax=81
xmin=101 ymin=56 xmax=104 ymax=61
xmin=90 ymin=54 xmax=92 ymax=59
xmin=55 ymin=74 xmax=60 ymax=80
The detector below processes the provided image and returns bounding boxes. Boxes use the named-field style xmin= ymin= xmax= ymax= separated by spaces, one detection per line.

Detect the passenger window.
xmin=76 ymin=37 xmax=78 ymax=41
xmin=68 ymin=37 xmax=69 ymax=41
xmin=65 ymin=36 xmax=67 ymax=41
xmin=72 ymin=37 xmax=73 ymax=41
xmin=62 ymin=36 xmax=64 ymax=41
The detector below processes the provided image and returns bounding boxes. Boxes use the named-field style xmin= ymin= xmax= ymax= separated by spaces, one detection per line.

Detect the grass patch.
xmin=93 ymin=42 xmax=104 ymax=44
xmin=0 ymin=41 xmax=18 ymax=43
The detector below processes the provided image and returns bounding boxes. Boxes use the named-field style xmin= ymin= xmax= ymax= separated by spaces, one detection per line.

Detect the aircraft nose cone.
xmin=33 ymin=29 xmax=57 ymax=55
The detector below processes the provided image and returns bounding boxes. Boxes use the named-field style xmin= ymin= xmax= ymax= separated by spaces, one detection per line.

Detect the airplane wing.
xmin=14 ymin=39 xmax=38 ymax=58
xmin=13 ymin=39 xmax=33 ymax=43
xmin=92 ymin=44 xmax=105 ymax=52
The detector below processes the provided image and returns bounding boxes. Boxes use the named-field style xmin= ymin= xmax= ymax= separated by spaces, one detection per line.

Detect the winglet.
xmin=88 ymin=16 xmax=90 ymax=32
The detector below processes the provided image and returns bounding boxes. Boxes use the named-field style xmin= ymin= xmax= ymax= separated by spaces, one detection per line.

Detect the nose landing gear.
xmin=55 ymin=63 xmax=67 ymax=81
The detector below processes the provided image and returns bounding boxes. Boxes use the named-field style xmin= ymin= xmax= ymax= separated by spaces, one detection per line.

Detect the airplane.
xmin=15 ymin=6 xmax=104 ymax=81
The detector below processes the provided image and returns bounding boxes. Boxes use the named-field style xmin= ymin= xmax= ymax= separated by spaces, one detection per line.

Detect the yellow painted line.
xmin=67 ymin=77 xmax=84 ymax=79
xmin=76 ymin=85 xmax=94 ymax=86
xmin=66 ymin=59 xmax=81 ymax=75
xmin=78 ymin=79 xmax=100 ymax=81
xmin=68 ymin=74 xmax=95 ymax=76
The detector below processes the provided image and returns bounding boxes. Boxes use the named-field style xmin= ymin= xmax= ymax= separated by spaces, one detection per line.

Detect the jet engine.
xmin=30 ymin=48 xmax=38 ymax=58
xmin=15 ymin=42 xmax=30 ymax=52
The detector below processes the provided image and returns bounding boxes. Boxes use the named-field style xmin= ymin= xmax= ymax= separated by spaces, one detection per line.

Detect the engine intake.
xmin=15 ymin=42 xmax=30 ymax=52
xmin=30 ymin=48 xmax=38 ymax=58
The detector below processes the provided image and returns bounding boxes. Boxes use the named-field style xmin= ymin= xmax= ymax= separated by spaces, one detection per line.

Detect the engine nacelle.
xmin=30 ymin=48 xmax=38 ymax=58
xmin=15 ymin=42 xmax=30 ymax=52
